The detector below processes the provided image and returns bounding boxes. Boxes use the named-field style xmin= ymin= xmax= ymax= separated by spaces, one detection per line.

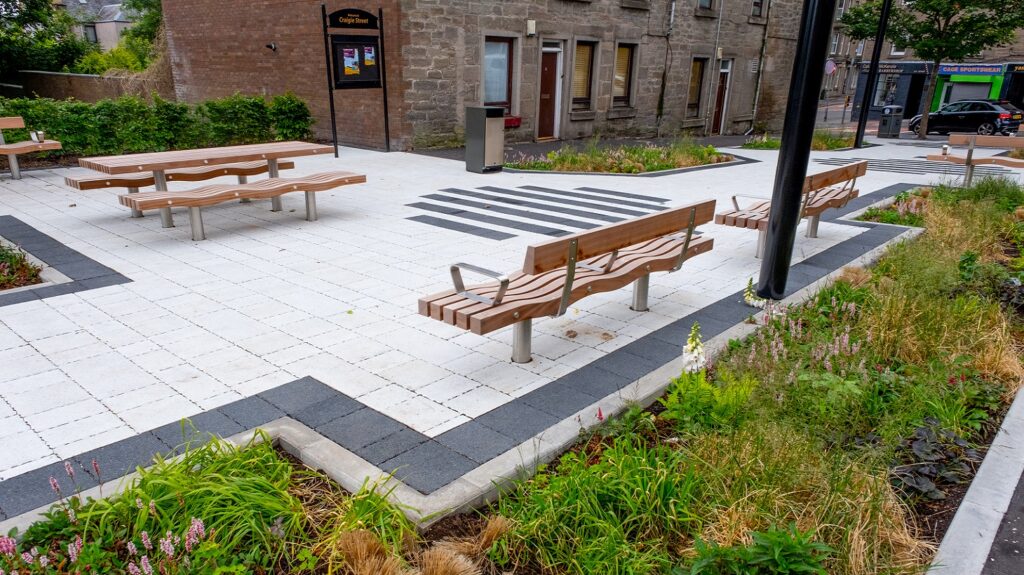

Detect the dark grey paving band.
xmin=0 ymin=216 xmax=131 ymax=307
xmin=0 ymin=183 xmax=915 ymax=520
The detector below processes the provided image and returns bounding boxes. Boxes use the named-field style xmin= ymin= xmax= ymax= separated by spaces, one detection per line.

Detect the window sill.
xmin=607 ymin=107 xmax=637 ymax=120
xmin=748 ymin=16 xmax=767 ymax=26
xmin=695 ymin=8 xmax=717 ymax=19
xmin=682 ymin=118 xmax=705 ymax=128
xmin=620 ymin=0 xmax=651 ymax=9
xmin=570 ymin=110 xmax=597 ymax=121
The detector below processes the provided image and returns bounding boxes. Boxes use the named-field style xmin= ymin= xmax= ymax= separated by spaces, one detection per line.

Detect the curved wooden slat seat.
xmin=1 ymin=115 xmax=62 ymax=180
xmin=418 ymin=199 xmax=716 ymax=363
xmin=714 ymin=161 xmax=867 ymax=257
xmin=926 ymin=154 xmax=1024 ymax=168
xmin=64 ymin=160 xmax=296 ymax=190
xmin=118 ymin=171 xmax=366 ymax=241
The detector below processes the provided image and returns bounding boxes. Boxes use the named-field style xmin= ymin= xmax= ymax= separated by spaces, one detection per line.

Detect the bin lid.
xmin=467 ymin=106 xmax=506 ymax=118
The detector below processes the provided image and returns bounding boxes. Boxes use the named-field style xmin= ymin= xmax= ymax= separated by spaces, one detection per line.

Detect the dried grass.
xmin=837 ymin=266 xmax=872 ymax=288
xmin=417 ymin=547 xmax=481 ymax=575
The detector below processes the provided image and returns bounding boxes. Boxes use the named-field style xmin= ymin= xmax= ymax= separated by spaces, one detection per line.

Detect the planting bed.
xmin=505 ymin=139 xmax=733 ymax=174
xmin=5 ymin=178 xmax=1024 ymax=574
xmin=0 ymin=241 xmax=42 ymax=291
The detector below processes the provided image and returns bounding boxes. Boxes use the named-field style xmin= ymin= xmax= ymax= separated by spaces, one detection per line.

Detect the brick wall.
xmin=18 ymin=71 xmax=176 ymax=103
xmin=163 ymin=0 xmax=407 ymax=150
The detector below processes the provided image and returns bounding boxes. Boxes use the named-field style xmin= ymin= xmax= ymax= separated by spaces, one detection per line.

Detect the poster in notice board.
xmin=331 ymin=35 xmax=382 ymax=89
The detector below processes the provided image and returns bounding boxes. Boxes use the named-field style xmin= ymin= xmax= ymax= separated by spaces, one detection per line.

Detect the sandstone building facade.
xmin=164 ymin=0 xmax=802 ymax=150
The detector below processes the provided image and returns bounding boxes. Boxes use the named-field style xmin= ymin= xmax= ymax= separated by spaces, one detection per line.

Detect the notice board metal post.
xmin=321 ymin=6 xmax=390 ymax=152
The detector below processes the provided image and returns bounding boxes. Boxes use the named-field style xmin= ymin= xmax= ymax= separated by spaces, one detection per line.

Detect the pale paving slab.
xmin=0 ymin=139 xmax=1009 ymax=480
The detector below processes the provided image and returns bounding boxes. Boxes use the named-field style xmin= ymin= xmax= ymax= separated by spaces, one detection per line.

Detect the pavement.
xmin=0 ymin=135 xmax=1021 ymax=569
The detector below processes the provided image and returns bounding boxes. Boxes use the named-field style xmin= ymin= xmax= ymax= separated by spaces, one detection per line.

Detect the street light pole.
xmin=756 ymin=0 xmax=839 ymax=300
xmin=853 ymin=0 xmax=894 ymax=148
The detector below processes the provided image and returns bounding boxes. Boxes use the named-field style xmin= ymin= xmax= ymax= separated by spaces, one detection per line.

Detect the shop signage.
xmin=859 ymin=61 xmax=930 ymax=74
xmin=1007 ymin=63 xmax=1024 ymax=74
xmin=331 ymin=35 xmax=382 ymax=89
xmin=937 ymin=63 xmax=1002 ymax=76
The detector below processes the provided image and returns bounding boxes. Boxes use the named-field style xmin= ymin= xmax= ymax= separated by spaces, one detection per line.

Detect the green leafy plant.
xmin=810 ymin=130 xmax=854 ymax=151
xmin=269 ymin=92 xmax=315 ymax=140
xmin=740 ymin=134 xmax=781 ymax=150
xmin=891 ymin=420 xmax=981 ymax=501
xmin=688 ymin=523 xmax=833 ymax=574
xmin=0 ymin=242 xmax=42 ymax=290
xmin=506 ymin=138 xmax=732 ymax=174
xmin=658 ymin=369 xmax=755 ymax=434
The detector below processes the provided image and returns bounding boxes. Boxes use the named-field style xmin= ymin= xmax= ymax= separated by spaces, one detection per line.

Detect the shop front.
xmin=1002 ymin=63 xmax=1024 ymax=110
xmin=933 ymin=63 xmax=1003 ymax=110
xmin=852 ymin=61 xmax=931 ymax=120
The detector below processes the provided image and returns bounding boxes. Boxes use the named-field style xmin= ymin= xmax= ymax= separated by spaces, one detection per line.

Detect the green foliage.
xmin=688 ymin=524 xmax=833 ymax=574
xmin=932 ymin=177 xmax=1024 ymax=213
xmin=891 ymin=420 xmax=982 ymax=500
xmin=122 ymin=0 xmax=162 ymax=44
xmin=741 ymin=134 xmax=782 ymax=150
xmin=0 ymin=241 xmax=42 ymax=289
xmin=73 ymin=35 xmax=154 ymax=74
xmin=658 ymin=369 xmax=755 ymax=433
xmin=492 ymin=437 xmax=702 ymax=574
xmin=15 ymin=432 xmax=307 ymax=572
xmin=0 ymin=93 xmax=314 ymax=156
xmin=810 ymin=130 xmax=854 ymax=151
xmin=507 ymin=138 xmax=732 ymax=173
xmin=0 ymin=4 xmax=94 ymax=80
xmin=269 ymin=93 xmax=314 ymax=141
xmin=323 ymin=481 xmax=417 ymax=556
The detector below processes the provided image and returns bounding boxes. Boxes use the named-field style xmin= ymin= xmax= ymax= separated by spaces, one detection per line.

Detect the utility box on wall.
xmin=465 ymin=106 xmax=505 ymax=173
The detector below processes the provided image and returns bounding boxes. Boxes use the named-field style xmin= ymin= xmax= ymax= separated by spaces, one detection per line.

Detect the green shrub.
xmin=73 ymin=35 xmax=153 ymax=74
xmin=658 ymin=369 xmax=755 ymax=433
xmin=270 ymin=92 xmax=314 ymax=140
xmin=811 ymin=130 xmax=855 ymax=151
xmin=0 ymin=93 xmax=314 ymax=156
xmin=506 ymin=138 xmax=732 ymax=173
xmin=689 ymin=524 xmax=833 ymax=575
xmin=741 ymin=135 xmax=782 ymax=150
xmin=0 ymin=242 xmax=42 ymax=290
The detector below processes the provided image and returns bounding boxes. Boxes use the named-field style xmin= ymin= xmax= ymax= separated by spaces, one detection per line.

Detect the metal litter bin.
xmin=466 ymin=106 xmax=505 ymax=173
xmin=877 ymin=104 xmax=904 ymax=138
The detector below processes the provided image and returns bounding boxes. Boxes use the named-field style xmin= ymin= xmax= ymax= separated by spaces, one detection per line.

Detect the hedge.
xmin=0 ymin=93 xmax=314 ymax=156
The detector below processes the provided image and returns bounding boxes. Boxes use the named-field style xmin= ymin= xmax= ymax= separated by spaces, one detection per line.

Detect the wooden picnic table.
xmin=78 ymin=141 xmax=334 ymax=226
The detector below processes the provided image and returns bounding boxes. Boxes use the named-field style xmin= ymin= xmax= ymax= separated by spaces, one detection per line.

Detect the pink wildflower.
xmin=67 ymin=506 xmax=76 ymax=524
xmin=135 ymin=497 xmax=143 ymax=509
xmin=140 ymin=555 xmax=153 ymax=575
xmin=64 ymin=461 xmax=75 ymax=480
xmin=140 ymin=531 xmax=152 ymax=551
xmin=0 ymin=536 xmax=16 ymax=555
xmin=159 ymin=532 xmax=174 ymax=557
xmin=149 ymin=500 xmax=156 ymax=516
xmin=596 ymin=407 xmax=604 ymax=422
xmin=20 ymin=552 xmax=32 ymax=564
xmin=38 ymin=556 xmax=48 ymax=568
xmin=185 ymin=517 xmax=206 ymax=552
xmin=127 ymin=562 xmax=142 ymax=575
xmin=67 ymin=537 xmax=81 ymax=563
xmin=48 ymin=476 xmax=60 ymax=495
xmin=127 ymin=541 xmax=138 ymax=556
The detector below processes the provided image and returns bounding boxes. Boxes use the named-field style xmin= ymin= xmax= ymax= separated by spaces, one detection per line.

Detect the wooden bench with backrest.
xmin=418 ymin=199 xmax=716 ymax=363
xmin=0 ymin=117 xmax=62 ymax=180
xmin=927 ymin=134 xmax=1024 ymax=186
xmin=714 ymin=160 xmax=868 ymax=258
xmin=65 ymin=160 xmax=296 ymax=218
xmin=119 ymin=171 xmax=366 ymax=241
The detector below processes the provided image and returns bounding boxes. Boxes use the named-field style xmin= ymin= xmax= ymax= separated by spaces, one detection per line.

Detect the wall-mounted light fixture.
xmin=526 ymin=20 xmax=537 ymax=37
xmin=265 ymin=42 xmax=278 ymax=52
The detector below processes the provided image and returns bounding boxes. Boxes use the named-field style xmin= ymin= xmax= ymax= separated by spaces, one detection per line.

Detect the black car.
xmin=909 ymin=99 xmax=1022 ymax=136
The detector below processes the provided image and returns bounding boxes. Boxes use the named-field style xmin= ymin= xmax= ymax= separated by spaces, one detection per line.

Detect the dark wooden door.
xmin=712 ymin=71 xmax=729 ymax=135
xmin=538 ymin=52 xmax=558 ymax=139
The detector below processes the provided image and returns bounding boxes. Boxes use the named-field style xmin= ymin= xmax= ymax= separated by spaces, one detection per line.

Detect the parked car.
xmin=909 ymin=100 xmax=1022 ymax=136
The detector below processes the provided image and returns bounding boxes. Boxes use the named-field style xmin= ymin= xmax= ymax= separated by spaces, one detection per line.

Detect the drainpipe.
xmin=703 ymin=0 xmax=727 ymax=135
xmin=746 ymin=0 xmax=773 ymax=135
xmin=656 ymin=1 xmax=678 ymax=137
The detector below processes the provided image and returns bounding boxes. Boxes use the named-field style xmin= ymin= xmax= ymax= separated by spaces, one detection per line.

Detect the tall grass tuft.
xmin=506 ymin=138 xmax=732 ymax=174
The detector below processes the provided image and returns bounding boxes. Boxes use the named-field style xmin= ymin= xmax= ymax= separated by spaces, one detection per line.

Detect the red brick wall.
xmin=163 ymin=0 xmax=407 ymax=150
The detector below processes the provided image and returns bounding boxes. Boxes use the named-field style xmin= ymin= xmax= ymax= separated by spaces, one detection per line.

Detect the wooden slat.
xmin=79 ymin=141 xmax=333 ymax=174
xmin=522 ymin=200 xmax=715 ymax=275
xmin=119 ymin=171 xmax=365 ymax=211
xmin=0 ymin=140 xmax=62 ymax=155
xmin=0 ymin=117 xmax=25 ymax=130
xmin=948 ymin=133 xmax=1024 ymax=148
xmin=802 ymin=161 xmax=867 ymax=193
xmin=926 ymin=154 xmax=1024 ymax=168
xmin=65 ymin=160 xmax=296 ymax=190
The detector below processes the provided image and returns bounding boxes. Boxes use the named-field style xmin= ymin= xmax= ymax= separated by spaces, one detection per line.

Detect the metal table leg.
xmin=238 ymin=174 xmax=251 ymax=203
xmin=268 ymin=159 xmax=282 ymax=212
xmin=154 ymin=170 xmax=174 ymax=228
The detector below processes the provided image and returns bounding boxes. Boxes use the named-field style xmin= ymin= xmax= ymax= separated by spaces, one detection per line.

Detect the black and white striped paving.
xmin=814 ymin=156 xmax=1014 ymax=177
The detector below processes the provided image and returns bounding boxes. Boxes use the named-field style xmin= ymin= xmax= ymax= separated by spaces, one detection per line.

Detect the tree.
xmin=122 ymin=0 xmax=161 ymax=44
xmin=842 ymin=0 xmax=1024 ymax=139
xmin=0 ymin=0 xmax=93 ymax=81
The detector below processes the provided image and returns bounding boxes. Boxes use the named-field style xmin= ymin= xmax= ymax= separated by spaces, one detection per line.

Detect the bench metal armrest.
xmin=450 ymin=263 xmax=510 ymax=306
xmin=731 ymin=193 xmax=771 ymax=210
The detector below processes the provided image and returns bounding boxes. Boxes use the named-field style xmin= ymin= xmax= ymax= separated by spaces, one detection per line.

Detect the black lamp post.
xmin=854 ymin=0 xmax=895 ymax=148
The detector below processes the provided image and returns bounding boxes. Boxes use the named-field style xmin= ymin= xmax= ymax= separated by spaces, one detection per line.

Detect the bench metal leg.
xmin=188 ymin=207 xmax=206 ymax=241
xmin=805 ymin=215 xmax=820 ymax=238
xmin=153 ymin=170 xmax=174 ymax=228
xmin=238 ymin=175 xmax=251 ymax=203
xmin=267 ymin=159 xmax=282 ymax=212
xmin=631 ymin=274 xmax=650 ymax=312
xmin=6 ymin=155 xmax=19 ymax=179
xmin=305 ymin=192 xmax=318 ymax=221
xmin=756 ymin=229 xmax=767 ymax=259
xmin=160 ymin=208 xmax=174 ymax=228
xmin=127 ymin=187 xmax=143 ymax=218
xmin=271 ymin=197 xmax=283 ymax=212
xmin=512 ymin=319 xmax=532 ymax=364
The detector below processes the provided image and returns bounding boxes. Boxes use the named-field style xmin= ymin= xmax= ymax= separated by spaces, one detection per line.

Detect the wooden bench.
xmin=418 ymin=199 xmax=716 ymax=363
xmin=0 ymin=117 xmax=62 ymax=180
xmin=714 ymin=160 xmax=868 ymax=258
xmin=65 ymin=160 xmax=296 ymax=218
xmin=119 ymin=171 xmax=366 ymax=240
xmin=927 ymin=134 xmax=1024 ymax=186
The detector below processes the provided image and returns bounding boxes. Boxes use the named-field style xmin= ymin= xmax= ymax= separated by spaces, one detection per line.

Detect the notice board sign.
xmin=331 ymin=35 xmax=382 ymax=89
xmin=328 ymin=8 xmax=378 ymax=29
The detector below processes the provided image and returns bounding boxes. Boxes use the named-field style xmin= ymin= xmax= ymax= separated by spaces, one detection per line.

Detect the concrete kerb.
xmin=930 ymin=388 xmax=1024 ymax=574
xmin=0 ymin=225 xmax=923 ymax=534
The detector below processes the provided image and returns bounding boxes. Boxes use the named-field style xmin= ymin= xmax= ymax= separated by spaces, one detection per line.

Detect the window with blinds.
xmin=572 ymin=42 xmax=596 ymax=111
xmin=613 ymin=44 xmax=636 ymax=107
xmin=687 ymin=58 xmax=707 ymax=118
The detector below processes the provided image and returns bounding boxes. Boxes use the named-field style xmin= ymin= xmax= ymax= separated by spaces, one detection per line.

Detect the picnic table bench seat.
xmin=119 ymin=170 xmax=366 ymax=240
xmin=714 ymin=161 xmax=868 ymax=258
xmin=418 ymin=199 xmax=716 ymax=363
xmin=64 ymin=160 xmax=296 ymax=190
xmin=1 ymin=117 xmax=62 ymax=180
xmin=927 ymin=133 xmax=1024 ymax=186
